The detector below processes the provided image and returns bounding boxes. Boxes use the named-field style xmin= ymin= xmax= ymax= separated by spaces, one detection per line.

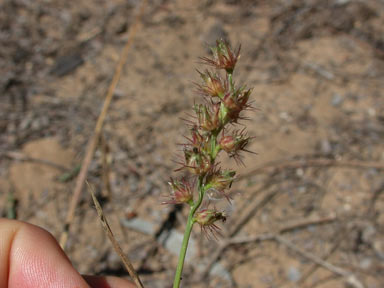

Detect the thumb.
xmin=0 ymin=218 xmax=135 ymax=288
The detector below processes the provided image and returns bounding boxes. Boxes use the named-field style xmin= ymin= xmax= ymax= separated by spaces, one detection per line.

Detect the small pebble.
xmin=211 ymin=262 xmax=232 ymax=282
xmin=121 ymin=218 xmax=155 ymax=235
xmin=331 ymin=93 xmax=343 ymax=107
xmin=359 ymin=258 xmax=372 ymax=270
xmin=162 ymin=229 xmax=196 ymax=260
xmin=367 ymin=108 xmax=376 ymax=117
xmin=287 ymin=266 xmax=301 ymax=282
xmin=320 ymin=139 xmax=332 ymax=154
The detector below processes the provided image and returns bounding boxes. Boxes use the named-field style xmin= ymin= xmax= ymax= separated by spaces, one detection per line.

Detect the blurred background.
xmin=1 ymin=0 xmax=384 ymax=287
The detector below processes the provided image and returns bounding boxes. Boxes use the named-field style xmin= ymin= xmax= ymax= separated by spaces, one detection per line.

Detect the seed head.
xmin=197 ymin=70 xmax=227 ymax=98
xmin=184 ymin=126 xmax=205 ymax=150
xmin=219 ymin=135 xmax=237 ymax=152
xmin=222 ymin=88 xmax=252 ymax=122
xmin=163 ymin=178 xmax=194 ymax=205
xmin=219 ymin=129 xmax=252 ymax=164
xmin=195 ymin=103 xmax=221 ymax=132
xmin=200 ymin=39 xmax=241 ymax=74
xmin=184 ymin=148 xmax=212 ymax=175
xmin=169 ymin=40 xmax=255 ymax=245
xmin=194 ymin=209 xmax=227 ymax=239
xmin=206 ymin=169 xmax=236 ymax=192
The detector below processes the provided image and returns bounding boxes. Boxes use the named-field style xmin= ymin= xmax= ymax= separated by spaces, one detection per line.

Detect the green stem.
xmin=172 ymin=208 xmax=194 ymax=288
xmin=228 ymin=73 xmax=234 ymax=92
xmin=173 ymin=178 xmax=205 ymax=288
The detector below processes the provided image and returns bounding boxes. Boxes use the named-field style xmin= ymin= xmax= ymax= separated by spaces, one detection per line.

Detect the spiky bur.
xmin=194 ymin=209 xmax=227 ymax=240
xmin=169 ymin=40 xmax=254 ymax=288
xmin=162 ymin=178 xmax=194 ymax=205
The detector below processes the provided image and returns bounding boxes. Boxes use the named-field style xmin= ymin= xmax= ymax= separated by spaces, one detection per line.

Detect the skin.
xmin=0 ymin=218 xmax=135 ymax=288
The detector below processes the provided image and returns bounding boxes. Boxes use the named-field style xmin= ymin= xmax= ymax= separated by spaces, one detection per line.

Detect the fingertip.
xmin=84 ymin=275 xmax=136 ymax=288
xmin=0 ymin=218 xmax=23 ymax=285
xmin=0 ymin=219 xmax=137 ymax=288
xmin=1 ymin=218 xmax=89 ymax=288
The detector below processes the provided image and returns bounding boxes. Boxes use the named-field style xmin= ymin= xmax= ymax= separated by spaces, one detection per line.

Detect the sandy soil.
xmin=1 ymin=0 xmax=384 ymax=287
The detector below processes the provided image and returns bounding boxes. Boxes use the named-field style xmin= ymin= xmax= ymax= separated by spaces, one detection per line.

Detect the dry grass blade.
xmin=87 ymin=181 xmax=144 ymax=288
xmin=101 ymin=134 xmax=111 ymax=198
xmin=59 ymin=0 xmax=147 ymax=249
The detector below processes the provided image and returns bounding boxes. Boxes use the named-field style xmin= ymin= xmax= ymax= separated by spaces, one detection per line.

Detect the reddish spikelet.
xmin=206 ymin=169 xmax=236 ymax=201
xmin=196 ymin=70 xmax=228 ymax=98
xmin=195 ymin=103 xmax=221 ymax=132
xmin=222 ymin=88 xmax=252 ymax=123
xmin=219 ymin=128 xmax=251 ymax=161
xmin=200 ymin=40 xmax=241 ymax=74
xmin=182 ymin=148 xmax=212 ymax=175
xmin=162 ymin=178 xmax=194 ymax=205
xmin=194 ymin=209 xmax=227 ymax=240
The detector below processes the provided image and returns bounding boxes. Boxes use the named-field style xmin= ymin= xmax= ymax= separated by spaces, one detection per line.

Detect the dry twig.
xmin=200 ymin=205 xmax=336 ymax=279
xmin=239 ymin=157 xmax=384 ymax=181
xmin=275 ymin=235 xmax=365 ymax=288
xmin=59 ymin=0 xmax=147 ymax=249
xmin=229 ymin=189 xmax=279 ymax=237
xmin=203 ymin=218 xmax=362 ymax=288
xmin=295 ymin=231 xmax=344 ymax=287
xmin=199 ymin=181 xmax=276 ymax=279
xmin=228 ymin=214 xmax=337 ymax=245
xmin=87 ymin=182 xmax=144 ymax=288
xmin=1 ymin=151 xmax=69 ymax=171
xmin=199 ymin=155 xmax=384 ymax=279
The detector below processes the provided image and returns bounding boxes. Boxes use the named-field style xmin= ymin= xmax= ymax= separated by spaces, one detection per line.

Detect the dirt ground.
xmin=1 ymin=0 xmax=384 ymax=287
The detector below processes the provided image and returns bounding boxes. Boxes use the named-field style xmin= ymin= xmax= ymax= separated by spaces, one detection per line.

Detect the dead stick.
xmin=1 ymin=151 xmax=69 ymax=171
xmin=229 ymin=188 xmax=278 ymax=237
xmin=296 ymin=231 xmax=343 ymax=287
xmin=59 ymin=0 xmax=147 ymax=249
xmin=275 ymin=235 xmax=365 ymax=288
xmin=201 ymin=214 xmax=336 ymax=278
xmin=228 ymin=214 xmax=337 ymax=245
xmin=200 ymin=182 xmax=277 ymax=278
xmin=239 ymin=157 xmax=384 ymax=181
xmin=87 ymin=182 xmax=144 ymax=288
